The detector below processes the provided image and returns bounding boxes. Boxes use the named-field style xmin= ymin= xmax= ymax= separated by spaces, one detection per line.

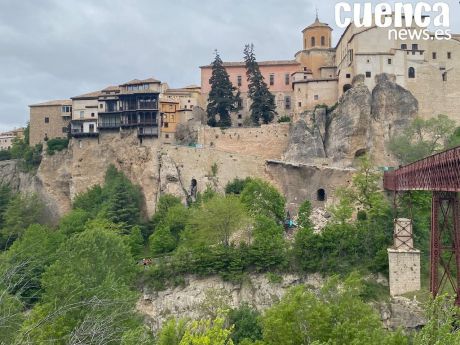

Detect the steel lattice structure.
xmin=384 ymin=146 xmax=460 ymax=304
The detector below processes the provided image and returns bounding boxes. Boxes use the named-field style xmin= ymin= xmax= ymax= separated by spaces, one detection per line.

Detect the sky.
xmin=0 ymin=0 xmax=459 ymax=131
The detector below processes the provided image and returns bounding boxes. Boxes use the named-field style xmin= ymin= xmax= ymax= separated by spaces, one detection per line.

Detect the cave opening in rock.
xmin=343 ymin=84 xmax=352 ymax=93
xmin=317 ymin=188 xmax=326 ymax=202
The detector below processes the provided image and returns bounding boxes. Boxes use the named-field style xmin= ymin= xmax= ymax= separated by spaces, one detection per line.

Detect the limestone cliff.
xmin=283 ymin=73 xmax=418 ymax=167
xmin=137 ymin=273 xmax=425 ymax=333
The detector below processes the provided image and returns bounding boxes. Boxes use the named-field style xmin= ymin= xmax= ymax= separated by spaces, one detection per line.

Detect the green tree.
xmin=413 ymin=294 xmax=460 ymax=345
xmin=157 ymin=318 xmax=188 ymax=345
xmin=244 ymin=44 xmax=276 ymax=125
xmin=229 ymin=303 xmax=263 ymax=344
xmin=105 ymin=175 xmax=142 ymax=232
xmin=72 ymin=185 xmax=104 ymax=216
xmin=0 ymin=289 xmax=24 ymax=345
xmin=150 ymin=225 xmax=177 ymax=255
xmin=1 ymin=193 xmax=43 ymax=249
xmin=179 ymin=315 xmax=235 ymax=345
xmin=388 ymin=115 xmax=456 ymax=164
xmin=185 ymin=195 xmax=249 ymax=247
xmin=249 ymin=216 xmax=286 ymax=271
xmin=207 ymin=51 xmax=242 ymax=127
xmin=241 ymin=179 xmax=285 ymax=223
xmin=58 ymin=208 xmax=91 ymax=236
xmin=297 ymin=200 xmax=313 ymax=230
xmin=261 ymin=274 xmax=407 ymax=345
xmin=225 ymin=177 xmax=251 ymax=195
xmin=20 ymin=226 xmax=140 ymax=344
xmin=0 ymin=184 xmax=12 ymax=229
xmin=0 ymin=224 xmax=64 ymax=305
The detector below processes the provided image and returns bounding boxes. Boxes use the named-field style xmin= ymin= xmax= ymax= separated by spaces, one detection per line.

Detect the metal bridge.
xmin=384 ymin=146 xmax=460 ymax=304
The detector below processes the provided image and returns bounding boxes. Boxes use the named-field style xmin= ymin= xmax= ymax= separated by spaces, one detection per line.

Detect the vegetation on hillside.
xmin=0 ymin=160 xmax=458 ymax=344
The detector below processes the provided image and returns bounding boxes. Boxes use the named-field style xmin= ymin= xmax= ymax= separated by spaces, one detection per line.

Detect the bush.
xmin=277 ymin=116 xmax=291 ymax=123
xmin=229 ymin=304 xmax=263 ymax=344
xmin=46 ymin=138 xmax=69 ymax=155
xmin=225 ymin=177 xmax=251 ymax=195
xmin=0 ymin=150 xmax=12 ymax=161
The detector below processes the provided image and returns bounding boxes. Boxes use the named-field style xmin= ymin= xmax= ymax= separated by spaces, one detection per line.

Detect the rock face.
xmin=138 ymin=273 xmax=325 ymax=332
xmin=283 ymin=73 xmax=419 ymax=167
xmin=137 ymin=273 xmax=426 ymax=334
xmin=327 ymin=75 xmax=372 ymax=165
xmin=283 ymin=119 xmax=326 ymax=163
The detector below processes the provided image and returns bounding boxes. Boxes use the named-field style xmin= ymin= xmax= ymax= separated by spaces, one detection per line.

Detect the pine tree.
xmin=207 ymin=51 xmax=242 ymax=127
xmin=244 ymin=44 xmax=277 ymax=125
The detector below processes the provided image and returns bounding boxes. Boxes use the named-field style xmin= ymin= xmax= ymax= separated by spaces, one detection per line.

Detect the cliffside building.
xmin=29 ymin=100 xmax=72 ymax=146
xmin=200 ymin=14 xmax=460 ymax=123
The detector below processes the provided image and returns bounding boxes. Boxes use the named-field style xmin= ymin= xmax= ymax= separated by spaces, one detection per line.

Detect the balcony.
xmin=138 ymin=127 xmax=159 ymax=137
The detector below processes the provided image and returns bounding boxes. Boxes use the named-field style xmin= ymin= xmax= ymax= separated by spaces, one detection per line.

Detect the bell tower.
xmin=302 ymin=13 xmax=332 ymax=50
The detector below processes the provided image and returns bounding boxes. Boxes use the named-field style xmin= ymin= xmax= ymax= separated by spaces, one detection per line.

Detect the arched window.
xmin=408 ymin=67 xmax=415 ymax=78
xmin=321 ymin=36 xmax=325 ymax=46
xmin=311 ymin=37 xmax=315 ymax=47
xmin=317 ymin=188 xmax=326 ymax=202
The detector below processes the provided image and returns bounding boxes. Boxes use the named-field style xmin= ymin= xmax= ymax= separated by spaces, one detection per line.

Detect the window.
xmin=237 ymin=99 xmax=243 ymax=108
xmin=298 ymin=102 xmax=302 ymax=107
xmin=311 ymin=37 xmax=315 ymax=47
xmin=442 ymin=72 xmax=447 ymax=82
xmin=165 ymin=134 xmax=169 ymax=139
xmin=285 ymin=96 xmax=291 ymax=110
xmin=269 ymin=74 xmax=275 ymax=86
xmin=61 ymin=105 xmax=71 ymax=113
xmin=303 ymin=67 xmax=308 ymax=71
xmin=321 ymin=36 xmax=325 ymax=46
xmin=164 ymin=122 xmax=169 ymax=128
xmin=99 ymin=104 xmax=103 ymax=109
xmin=448 ymin=52 xmax=452 ymax=59
xmin=432 ymin=52 xmax=437 ymax=59
xmin=62 ymin=127 xmax=68 ymax=133
xmin=89 ymin=124 xmax=95 ymax=132
xmin=412 ymin=44 xmax=418 ymax=50
xmin=45 ymin=117 xmax=49 ymax=123
xmin=314 ymin=95 xmax=319 ymax=100
xmin=365 ymin=71 xmax=371 ymax=78
xmin=388 ymin=58 xmax=392 ymax=65
xmin=237 ymin=114 xmax=242 ymax=119
xmin=346 ymin=73 xmax=351 ymax=78
xmin=188 ymin=99 xmax=191 ymax=103
xmin=408 ymin=67 xmax=415 ymax=78
xmin=401 ymin=44 xmax=407 ymax=50
xmin=79 ymin=111 xmax=84 ymax=118
xmin=285 ymin=73 xmax=290 ymax=85
xmin=238 ymin=123 xmax=243 ymax=127
xmin=91 ymin=113 xmax=95 ymax=117
xmin=237 ymin=75 xmax=242 ymax=87
xmin=303 ymin=74 xmax=307 ymax=80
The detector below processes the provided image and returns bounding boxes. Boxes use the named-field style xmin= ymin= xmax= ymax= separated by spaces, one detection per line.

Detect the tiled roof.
xmin=71 ymin=90 xmax=103 ymax=100
xmin=120 ymin=77 xmax=161 ymax=86
xmin=29 ymin=99 xmax=72 ymax=107
xmin=200 ymin=60 xmax=300 ymax=68
xmin=302 ymin=18 xmax=332 ymax=32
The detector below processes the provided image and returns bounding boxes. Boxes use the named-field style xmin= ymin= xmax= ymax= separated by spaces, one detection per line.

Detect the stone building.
xmin=70 ymin=90 xmax=102 ymax=138
xmin=0 ymin=132 xmax=16 ymax=150
xmin=29 ymin=100 xmax=72 ymax=146
xmin=159 ymin=99 xmax=179 ymax=143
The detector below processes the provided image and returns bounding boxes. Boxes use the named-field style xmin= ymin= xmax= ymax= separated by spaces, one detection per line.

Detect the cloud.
xmin=0 ymin=0 xmax=458 ymax=131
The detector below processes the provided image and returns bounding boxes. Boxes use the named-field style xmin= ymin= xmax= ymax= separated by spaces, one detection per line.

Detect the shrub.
xmin=0 ymin=150 xmax=12 ymax=161
xmin=46 ymin=138 xmax=69 ymax=155
xmin=277 ymin=116 xmax=291 ymax=123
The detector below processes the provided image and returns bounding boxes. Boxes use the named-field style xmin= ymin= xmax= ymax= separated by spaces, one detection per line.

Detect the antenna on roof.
xmin=315 ymin=7 xmax=319 ymax=20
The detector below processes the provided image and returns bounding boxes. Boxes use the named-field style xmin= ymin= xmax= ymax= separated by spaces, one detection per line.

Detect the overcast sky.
xmin=0 ymin=0 xmax=459 ymax=131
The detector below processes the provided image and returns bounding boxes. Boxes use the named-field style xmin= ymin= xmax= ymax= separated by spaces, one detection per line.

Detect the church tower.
xmin=302 ymin=14 xmax=332 ymax=50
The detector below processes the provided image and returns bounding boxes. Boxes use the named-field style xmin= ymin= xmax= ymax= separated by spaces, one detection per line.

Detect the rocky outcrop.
xmin=283 ymin=73 xmax=419 ymax=168
xmin=370 ymin=74 xmax=419 ymax=165
xmin=327 ymin=75 xmax=372 ymax=165
xmin=380 ymin=296 xmax=426 ymax=331
xmin=283 ymin=119 xmax=326 ymax=163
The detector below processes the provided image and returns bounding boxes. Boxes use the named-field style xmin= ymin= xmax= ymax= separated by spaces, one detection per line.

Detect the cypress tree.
xmin=244 ymin=44 xmax=277 ymax=125
xmin=207 ymin=51 xmax=242 ymax=127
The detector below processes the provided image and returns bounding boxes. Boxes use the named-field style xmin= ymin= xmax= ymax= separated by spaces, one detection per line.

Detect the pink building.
xmin=200 ymin=60 xmax=301 ymax=126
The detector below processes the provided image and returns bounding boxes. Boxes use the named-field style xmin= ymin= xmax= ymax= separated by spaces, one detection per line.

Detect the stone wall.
xmin=197 ymin=124 xmax=290 ymax=160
